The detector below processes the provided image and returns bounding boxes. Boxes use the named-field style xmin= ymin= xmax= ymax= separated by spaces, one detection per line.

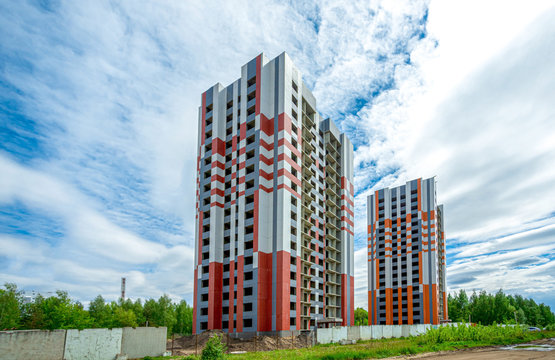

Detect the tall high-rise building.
xmin=367 ymin=177 xmax=447 ymax=325
xmin=193 ymin=53 xmax=355 ymax=335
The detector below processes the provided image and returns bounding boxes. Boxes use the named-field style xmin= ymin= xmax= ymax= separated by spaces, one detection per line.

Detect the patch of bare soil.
xmin=168 ymin=331 xmax=315 ymax=356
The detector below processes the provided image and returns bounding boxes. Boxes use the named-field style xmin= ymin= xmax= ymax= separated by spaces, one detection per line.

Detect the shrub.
xmin=201 ymin=334 xmax=227 ymax=360
xmin=419 ymin=324 xmax=527 ymax=345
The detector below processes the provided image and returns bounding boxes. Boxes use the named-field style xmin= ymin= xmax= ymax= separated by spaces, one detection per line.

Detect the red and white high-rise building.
xmin=193 ymin=52 xmax=354 ymax=335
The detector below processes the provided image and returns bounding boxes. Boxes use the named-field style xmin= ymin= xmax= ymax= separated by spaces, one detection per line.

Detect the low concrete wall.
xmin=316 ymin=328 xmax=333 ymax=344
xmin=64 ymin=328 xmax=123 ymax=360
xmin=0 ymin=327 xmax=167 ymax=360
xmin=316 ymin=324 xmax=433 ymax=344
xmin=121 ymin=327 xmax=167 ymax=359
xmin=0 ymin=330 xmax=66 ymax=360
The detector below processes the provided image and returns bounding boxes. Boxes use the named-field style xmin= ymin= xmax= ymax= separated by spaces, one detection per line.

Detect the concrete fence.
xmin=316 ymin=325 xmax=432 ymax=344
xmin=0 ymin=327 xmax=167 ymax=360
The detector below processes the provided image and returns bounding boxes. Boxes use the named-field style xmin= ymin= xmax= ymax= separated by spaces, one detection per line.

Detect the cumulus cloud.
xmin=1 ymin=0 xmax=554 ymax=312
xmin=349 ymin=2 xmax=555 ymax=308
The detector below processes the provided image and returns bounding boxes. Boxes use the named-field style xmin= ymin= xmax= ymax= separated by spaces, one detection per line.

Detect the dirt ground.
xmin=402 ymin=337 xmax=555 ymax=359
xmin=167 ymin=330 xmax=315 ymax=356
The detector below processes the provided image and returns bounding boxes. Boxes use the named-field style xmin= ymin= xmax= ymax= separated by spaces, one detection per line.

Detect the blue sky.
xmin=1 ymin=0 xmax=554 ymax=310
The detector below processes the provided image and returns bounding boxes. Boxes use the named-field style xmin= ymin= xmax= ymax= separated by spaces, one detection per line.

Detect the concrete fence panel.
xmin=64 ymin=328 xmax=122 ymax=360
xmin=316 ymin=328 xmax=333 ymax=344
xmin=382 ymin=325 xmax=393 ymax=338
xmin=121 ymin=327 xmax=167 ymax=359
xmin=0 ymin=330 xmax=66 ymax=360
xmin=332 ymin=326 xmax=348 ymax=343
xmin=372 ymin=325 xmax=383 ymax=339
xmin=347 ymin=326 xmax=360 ymax=341
xmin=391 ymin=325 xmax=402 ymax=338
xmin=360 ymin=326 xmax=372 ymax=340
xmin=401 ymin=325 xmax=411 ymax=337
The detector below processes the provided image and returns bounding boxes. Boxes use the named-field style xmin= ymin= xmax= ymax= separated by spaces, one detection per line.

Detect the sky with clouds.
xmin=1 ymin=0 xmax=554 ymax=310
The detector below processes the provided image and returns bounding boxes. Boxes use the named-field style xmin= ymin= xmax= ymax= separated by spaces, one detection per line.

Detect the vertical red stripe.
xmin=228 ymin=261 xmax=235 ymax=333
xmin=341 ymin=274 xmax=347 ymax=326
xmin=208 ymin=262 xmax=223 ymax=330
xmin=350 ymin=276 xmax=354 ymax=326
xmin=276 ymin=250 xmax=291 ymax=331
xmin=257 ymin=252 xmax=272 ymax=331
xmin=236 ymin=256 xmax=244 ymax=332
xmin=386 ymin=288 xmax=393 ymax=325
xmin=397 ymin=287 xmax=403 ymax=325
xmin=407 ymin=285 xmax=413 ymax=325
xmin=193 ymin=268 xmax=198 ymax=334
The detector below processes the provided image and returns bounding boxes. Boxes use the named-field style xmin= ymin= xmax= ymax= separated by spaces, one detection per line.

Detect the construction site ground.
xmin=167 ymin=330 xmax=315 ymax=356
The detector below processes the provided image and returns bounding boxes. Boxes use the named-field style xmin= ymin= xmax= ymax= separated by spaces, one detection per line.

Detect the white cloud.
xmin=1 ymin=0 xmax=554 ymax=312
xmin=349 ymin=2 xmax=555 ymax=308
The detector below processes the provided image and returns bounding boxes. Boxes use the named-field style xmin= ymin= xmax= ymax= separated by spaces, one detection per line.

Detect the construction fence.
xmin=0 ymin=327 xmax=167 ymax=360
xmin=316 ymin=324 xmax=433 ymax=344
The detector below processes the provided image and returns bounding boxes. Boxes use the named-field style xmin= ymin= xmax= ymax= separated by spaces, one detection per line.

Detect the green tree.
xmin=354 ymin=307 xmax=368 ymax=326
xmin=144 ymin=295 xmax=176 ymax=333
xmin=36 ymin=291 xmax=92 ymax=330
xmin=174 ymin=300 xmax=193 ymax=335
xmin=89 ymin=295 xmax=111 ymax=328
xmin=0 ymin=283 xmax=22 ymax=329
xmin=112 ymin=306 xmax=138 ymax=328
xmin=131 ymin=298 xmax=146 ymax=326
xmin=202 ymin=334 xmax=226 ymax=360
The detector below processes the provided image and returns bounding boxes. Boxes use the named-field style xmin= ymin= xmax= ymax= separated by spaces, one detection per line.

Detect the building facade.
xmin=193 ymin=53 xmax=355 ymax=335
xmin=367 ymin=177 xmax=447 ymax=325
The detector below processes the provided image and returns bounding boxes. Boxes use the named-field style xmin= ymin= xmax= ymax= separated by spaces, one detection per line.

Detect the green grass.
xmin=143 ymin=326 xmax=555 ymax=360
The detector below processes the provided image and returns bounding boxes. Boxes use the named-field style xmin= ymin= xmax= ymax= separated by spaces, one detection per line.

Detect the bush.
xmin=419 ymin=324 xmax=527 ymax=345
xmin=201 ymin=334 xmax=227 ymax=360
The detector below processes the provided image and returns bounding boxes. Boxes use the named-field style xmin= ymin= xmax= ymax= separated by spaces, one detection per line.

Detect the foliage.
xmin=201 ymin=334 xmax=227 ymax=360
xmin=0 ymin=283 xmax=193 ymax=335
xmin=174 ymin=300 xmax=194 ymax=335
xmin=353 ymin=307 xmax=368 ymax=326
xmin=0 ymin=283 xmax=22 ymax=329
xmin=448 ymin=289 xmax=555 ymax=327
xmin=419 ymin=324 xmax=527 ymax=345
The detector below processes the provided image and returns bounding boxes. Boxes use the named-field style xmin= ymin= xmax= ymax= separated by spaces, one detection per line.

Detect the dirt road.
xmin=407 ymin=338 xmax=555 ymax=359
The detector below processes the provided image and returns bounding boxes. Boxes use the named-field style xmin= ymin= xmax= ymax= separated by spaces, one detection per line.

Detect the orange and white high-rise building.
xmin=367 ymin=177 xmax=447 ymax=325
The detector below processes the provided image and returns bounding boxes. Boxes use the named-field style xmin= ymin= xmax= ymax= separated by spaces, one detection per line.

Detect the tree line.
xmin=0 ymin=283 xmax=193 ymax=335
xmin=448 ymin=289 xmax=554 ymax=327
xmin=353 ymin=289 xmax=554 ymax=327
